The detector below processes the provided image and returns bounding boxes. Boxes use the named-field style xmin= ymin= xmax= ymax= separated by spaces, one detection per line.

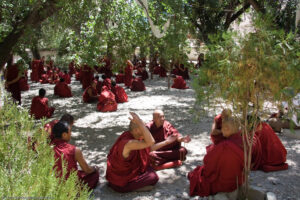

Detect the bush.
xmin=0 ymin=99 xmax=91 ymax=199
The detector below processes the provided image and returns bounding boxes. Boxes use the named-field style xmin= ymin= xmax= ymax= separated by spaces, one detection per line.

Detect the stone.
xmin=266 ymin=192 xmax=277 ymax=200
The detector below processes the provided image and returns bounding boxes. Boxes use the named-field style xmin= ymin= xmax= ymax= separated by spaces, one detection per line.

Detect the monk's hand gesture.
xmin=178 ymin=135 xmax=191 ymax=143
xmin=129 ymin=112 xmax=144 ymax=125
xmin=166 ymin=135 xmax=177 ymax=144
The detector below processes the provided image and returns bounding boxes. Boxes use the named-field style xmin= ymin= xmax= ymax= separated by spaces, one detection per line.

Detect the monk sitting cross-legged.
xmin=82 ymin=81 xmax=98 ymax=103
xmin=97 ymin=86 xmax=117 ymax=112
xmin=106 ymin=112 xmax=177 ymax=193
xmin=52 ymin=121 xmax=100 ymax=190
xmin=146 ymin=110 xmax=191 ymax=170
xmin=30 ymin=88 xmax=55 ymax=120
xmin=171 ymin=75 xmax=189 ymax=89
xmin=111 ymin=81 xmax=128 ymax=103
xmin=131 ymin=76 xmax=146 ymax=91
xmin=54 ymin=78 xmax=72 ymax=98
xmin=188 ymin=117 xmax=244 ymax=197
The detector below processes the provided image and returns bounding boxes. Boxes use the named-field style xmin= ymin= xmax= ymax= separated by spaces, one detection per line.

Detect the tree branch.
xmin=224 ymin=3 xmax=251 ymax=30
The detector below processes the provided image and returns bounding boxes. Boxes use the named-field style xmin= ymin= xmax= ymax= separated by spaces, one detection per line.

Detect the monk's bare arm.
xmin=75 ymin=148 xmax=96 ymax=174
xmin=150 ymin=135 xmax=177 ymax=151
xmin=211 ymin=122 xmax=222 ymax=135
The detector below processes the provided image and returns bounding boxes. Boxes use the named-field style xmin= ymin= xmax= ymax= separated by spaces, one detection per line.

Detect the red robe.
xmin=82 ymin=86 xmax=98 ymax=103
xmin=19 ymin=77 xmax=30 ymax=91
xmin=131 ymin=78 xmax=146 ymax=91
xmin=39 ymin=74 xmax=49 ymax=84
xmin=116 ymin=73 xmax=124 ymax=84
xmin=68 ymin=62 xmax=76 ymax=76
xmin=251 ymin=122 xmax=288 ymax=172
xmin=97 ymin=89 xmax=117 ymax=112
xmin=171 ymin=76 xmax=189 ymax=89
xmin=102 ymin=78 xmax=112 ymax=91
xmin=96 ymin=81 xmax=102 ymax=94
xmin=159 ymin=67 xmax=167 ymax=77
xmin=52 ymin=139 xmax=99 ymax=190
xmin=44 ymin=119 xmax=59 ymax=142
xmin=106 ymin=131 xmax=158 ymax=192
xmin=54 ymin=82 xmax=72 ymax=97
xmin=146 ymin=121 xmax=187 ymax=167
xmin=62 ymin=73 xmax=71 ymax=84
xmin=124 ymin=64 xmax=133 ymax=87
xmin=188 ymin=133 xmax=244 ymax=197
xmin=81 ymin=65 xmax=94 ymax=89
xmin=30 ymin=96 xmax=55 ymax=119
xmin=6 ymin=64 xmax=21 ymax=104
xmin=31 ymin=60 xmax=40 ymax=82
xmin=111 ymin=85 xmax=128 ymax=103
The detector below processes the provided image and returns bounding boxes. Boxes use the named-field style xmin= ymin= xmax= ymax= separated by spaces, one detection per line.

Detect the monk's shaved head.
xmin=153 ymin=109 xmax=165 ymax=128
xmin=222 ymin=117 xmax=239 ymax=137
xmin=129 ymin=121 xmax=139 ymax=132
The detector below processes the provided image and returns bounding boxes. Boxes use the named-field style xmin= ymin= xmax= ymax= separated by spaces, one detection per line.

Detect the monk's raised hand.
xmin=166 ymin=135 xmax=177 ymax=144
xmin=129 ymin=112 xmax=143 ymax=125
xmin=182 ymin=135 xmax=191 ymax=143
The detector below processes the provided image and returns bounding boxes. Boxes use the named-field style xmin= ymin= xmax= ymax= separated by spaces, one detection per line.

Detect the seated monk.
xmin=39 ymin=74 xmax=49 ymax=84
xmin=188 ymin=118 xmax=244 ymax=197
xmin=44 ymin=114 xmax=74 ymax=142
xmin=210 ymin=109 xmax=232 ymax=144
xmin=54 ymin=78 xmax=72 ymax=98
xmin=97 ymin=86 xmax=117 ymax=112
xmin=267 ymin=107 xmax=300 ymax=132
xmin=62 ymin=70 xmax=71 ymax=84
xmin=146 ymin=110 xmax=191 ymax=170
xmin=171 ymin=75 xmax=189 ymax=89
xmin=247 ymin=115 xmax=288 ymax=172
xmin=131 ymin=76 xmax=146 ymax=91
xmin=106 ymin=112 xmax=177 ymax=193
xmin=30 ymin=88 xmax=55 ymax=119
xmin=135 ymin=67 xmax=149 ymax=80
xmin=102 ymin=75 xmax=111 ymax=91
xmin=52 ymin=121 xmax=99 ymax=190
xmin=19 ymin=76 xmax=30 ymax=91
xmin=82 ymin=81 xmax=98 ymax=103
xmin=111 ymin=81 xmax=128 ymax=103
xmin=49 ymin=71 xmax=59 ymax=84
xmin=159 ymin=66 xmax=167 ymax=78
xmin=115 ymin=73 xmax=125 ymax=84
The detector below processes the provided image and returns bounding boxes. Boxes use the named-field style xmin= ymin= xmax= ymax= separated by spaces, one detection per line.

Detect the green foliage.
xmin=0 ymin=99 xmax=91 ymax=199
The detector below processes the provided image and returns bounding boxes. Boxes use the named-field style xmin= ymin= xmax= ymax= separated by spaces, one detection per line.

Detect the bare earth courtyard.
xmin=20 ymin=74 xmax=300 ymax=200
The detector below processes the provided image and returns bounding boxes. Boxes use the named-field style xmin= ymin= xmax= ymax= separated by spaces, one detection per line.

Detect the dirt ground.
xmin=20 ymin=74 xmax=300 ymax=200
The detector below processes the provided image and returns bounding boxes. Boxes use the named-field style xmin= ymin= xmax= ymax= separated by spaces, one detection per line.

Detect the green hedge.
xmin=0 ymin=99 xmax=91 ymax=199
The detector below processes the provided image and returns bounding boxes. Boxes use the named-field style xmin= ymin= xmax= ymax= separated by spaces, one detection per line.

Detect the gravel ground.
xmin=20 ymin=73 xmax=300 ymax=200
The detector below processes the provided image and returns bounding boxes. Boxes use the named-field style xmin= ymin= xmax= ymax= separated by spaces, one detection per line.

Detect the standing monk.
xmin=30 ymin=88 xmax=55 ymax=119
xmin=106 ymin=112 xmax=177 ymax=193
xmin=188 ymin=118 xmax=244 ymax=197
xmin=52 ymin=121 xmax=100 ymax=190
xmin=146 ymin=110 xmax=191 ymax=170
xmin=124 ymin=60 xmax=133 ymax=88
xmin=5 ymin=63 xmax=22 ymax=105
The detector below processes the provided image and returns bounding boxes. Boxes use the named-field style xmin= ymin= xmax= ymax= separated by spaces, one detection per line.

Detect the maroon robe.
xmin=159 ymin=66 xmax=167 ymax=77
xmin=62 ymin=73 xmax=71 ymax=84
xmin=102 ymin=78 xmax=112 ymax=91
xmin=81 ymin=65 xmax=94 ymax=89
xmin=251 ymin=122 xmax=288 ymax=172
xmin=30 ymin=96 xmax=55 ymax=119
xmin=68 ymin=62 xmax=76 ymax=76
xmin=96 ymin=80 xmax=102 ymax=94
xmin=54 ymin=82 xmax=72 ymax=97
xmin=111 ymin=85 xmax=128 ymax=103
xmin=131 ymin=78 xmax=146 ymax=91
xmin=31 ymin=60 xmax=40 ymax=82
xmin=171 ymin=76 xmax=189 ymax=89
xmin=116 ymin=73 xmax=124 ymax=84
xmin=19 ymin=77 xmax=30 ymax=91
xmin=106 ymin=131 xmax=158 ymax=192
xmin=124 ymin=63 xmax=133 ymax=87
xmin=97 ymin=89 xmax=117 ymax=112
xmin=52 ymin=139 xmax=99 ymax=190
xmin=39 ymin=74 xmax=49 ymax=84
xmin=82 ymin=86 xmax=98 ymax=103
xmin=6 ymin=64 xmax=21 ymax=104
xmin=146 ymin=121 xmax=187 ymax=167
xmin=188 ymin=133 xmax=244 ymax=197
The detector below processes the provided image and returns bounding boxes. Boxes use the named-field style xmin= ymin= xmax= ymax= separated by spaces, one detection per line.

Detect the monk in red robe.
xmin=52 ymin=121 xmax=99 ymax=190
xmin=5 ymin=63 xmax=22 ymax=105
xmin=81 ymin=64 xmax=94 ymax=89
xmin=188 ymin=118 xmax=244 ymax=197
xmin=30 ymin=88 xmax=55 ymax=119
xmin=39 ymin=74 xmax=49 ymax=84
xmin=82 ymin=81 xmax=98 ymax=103
xmin=171 ymin=75 xmax=189 ymax=89
xmin=146 ymin=110 xmax=190 ymax=170
xmin=44 ymin=114 xmax=74 ymax=142
xmin=135 ymin=67 xmax=148 ymax=80
xmin=49 ymin=71 xmax=59 ymax=84
xmin=54 ymin=78 xmax=72 ymax=98
xmin=115 ymin=73 xmax=125 ymax=84
xmin=68 ymin=60 xmax=76 ymax=76
xmin=111 ymin=81 xmax=128 ymax=103
xmin=124 ymin=60 xmax=133 ymax=88
xmin=106 ymin=112 xmax=177 ymax=193
xmin=19 ymin=76 xmax=30 ymax=91
xmin=131 ymin=76 xmax=146 ymax=91
xmin=102 ymin=75 xmax=111 ymax=91
xmin=62 ymin=71 xmax=71 ymax=84
xmin=247 ymin=116 xmax=288 ymax=172
xmin=30 ymin=60 xmax=40 ymax=82
xmin=97 ymin=87 xmax=117 ymax=112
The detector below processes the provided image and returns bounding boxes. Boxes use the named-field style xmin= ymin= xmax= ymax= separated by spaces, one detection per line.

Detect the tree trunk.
xmin=0 ymin=0 xmax=62 ymax=70
xmin=248 ymin=0 xmax=265 ymax=13
xmin=31 ymin=40 xmax=41 ymax=60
